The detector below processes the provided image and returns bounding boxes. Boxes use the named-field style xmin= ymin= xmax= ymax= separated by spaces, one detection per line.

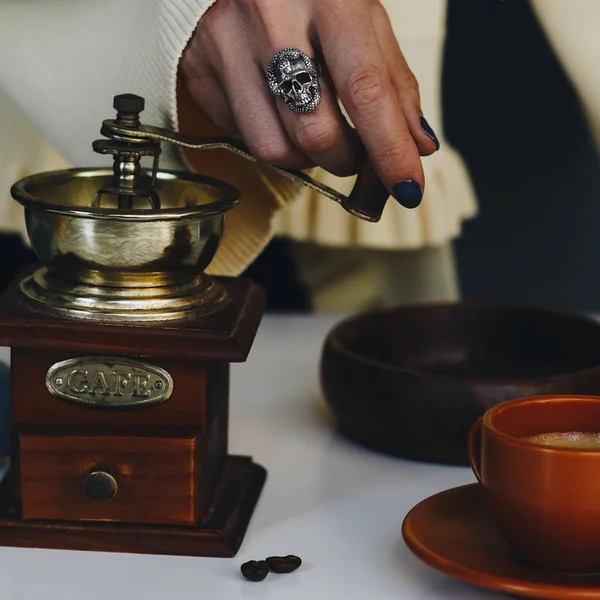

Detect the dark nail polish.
xmin=392 ymin=180 xmax=422 ymax=209
xmin=420 ymin=116 xmax=440 ymax=150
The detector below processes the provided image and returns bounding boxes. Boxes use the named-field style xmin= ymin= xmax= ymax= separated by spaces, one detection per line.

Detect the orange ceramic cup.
xmin=469 ymin=395 xmax=600 ymax=574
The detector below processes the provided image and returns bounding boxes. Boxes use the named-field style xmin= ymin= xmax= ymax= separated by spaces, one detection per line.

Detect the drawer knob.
xmin=83 ymin=471 xmax=118 ymax=502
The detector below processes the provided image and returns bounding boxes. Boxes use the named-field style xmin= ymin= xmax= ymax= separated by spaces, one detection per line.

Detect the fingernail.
xmin=392 ymin=180 xmax=423 ymax=209
xmin=420 ymin=116 xmax=440 ymax=150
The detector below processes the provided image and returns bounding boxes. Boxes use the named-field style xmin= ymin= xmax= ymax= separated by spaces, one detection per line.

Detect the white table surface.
xmin=0 ymin=314 xmax=498 ymax=600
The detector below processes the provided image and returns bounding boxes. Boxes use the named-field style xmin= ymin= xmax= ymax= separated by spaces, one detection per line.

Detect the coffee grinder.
xmin=0 ymin=94 xmax=380 ymax=557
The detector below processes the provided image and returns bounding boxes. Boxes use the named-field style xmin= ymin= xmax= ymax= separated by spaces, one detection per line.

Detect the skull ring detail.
xmin=266 ymin=48 xmax=322 ymax=114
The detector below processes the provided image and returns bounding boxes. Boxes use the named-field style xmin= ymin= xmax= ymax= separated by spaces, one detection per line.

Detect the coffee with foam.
xmin=522 ymin=431 xmax=600 ymax=450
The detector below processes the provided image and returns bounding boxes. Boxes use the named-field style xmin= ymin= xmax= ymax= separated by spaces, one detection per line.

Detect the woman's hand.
xmin=180 ymin=0 xmax=439 ymax=209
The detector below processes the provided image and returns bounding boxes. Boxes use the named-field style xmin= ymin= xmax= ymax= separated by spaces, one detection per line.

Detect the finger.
xmin=265 ymin=47 xmax=361 ymax=177
xmin=183 ymin=9 xmax=313 ymax=171
xmin=218 ymin=57 xmax=315 ymax=170
xmin=180 ymin=64 xmax=240 ymax=137
xmin=370 ymin=1 xmax=439 ymax=155
xmin=316 ymin=2 xmax=425 ymax=209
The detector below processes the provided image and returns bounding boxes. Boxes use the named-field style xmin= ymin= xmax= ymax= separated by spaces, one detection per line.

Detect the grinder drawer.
xmin=19 ymin=432 xmax=199 ymax=526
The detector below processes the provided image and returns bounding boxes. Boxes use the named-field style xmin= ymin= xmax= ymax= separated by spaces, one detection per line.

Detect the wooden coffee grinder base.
xmin=0 ymin=271 xmax=267 ymax=557
xmin=0 ymin=456 xmax=265 ymax=557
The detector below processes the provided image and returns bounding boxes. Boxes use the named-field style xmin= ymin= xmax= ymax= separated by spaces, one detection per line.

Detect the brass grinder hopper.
xmin=10 ymin=94 xmax=368 ymax=323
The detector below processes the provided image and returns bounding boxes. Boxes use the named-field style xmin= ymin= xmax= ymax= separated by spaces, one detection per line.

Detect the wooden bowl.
xmin=320 ymin=303 xmax=600 ymax=465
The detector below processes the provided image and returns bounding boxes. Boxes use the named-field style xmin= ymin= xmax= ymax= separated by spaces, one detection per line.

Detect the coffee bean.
xmin=266 ymin=555 xmax=302 ymax=574
xmin=240 ymin=560 xmax=269 ymax=582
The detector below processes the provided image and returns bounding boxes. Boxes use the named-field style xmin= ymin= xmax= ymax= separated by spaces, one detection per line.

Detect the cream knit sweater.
xmin=0 ymin=0 xmax=476 ymax=277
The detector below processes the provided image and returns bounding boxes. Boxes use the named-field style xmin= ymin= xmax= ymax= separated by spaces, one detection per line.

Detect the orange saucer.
xmin=402 ymin=484 xmax=600 ymax=600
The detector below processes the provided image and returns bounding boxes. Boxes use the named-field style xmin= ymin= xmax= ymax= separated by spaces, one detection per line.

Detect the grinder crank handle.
xmin=102 ymin=118 xmax=389 ymax=223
